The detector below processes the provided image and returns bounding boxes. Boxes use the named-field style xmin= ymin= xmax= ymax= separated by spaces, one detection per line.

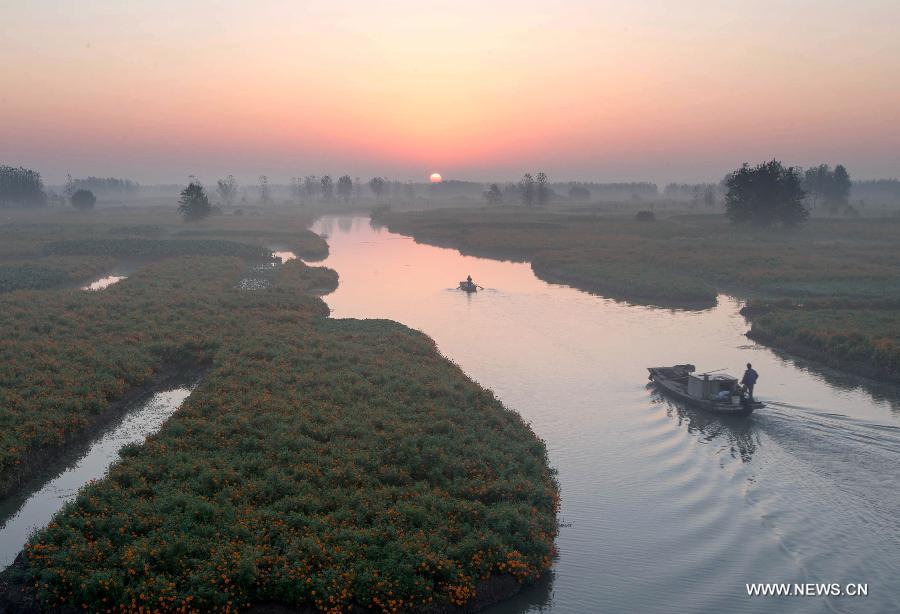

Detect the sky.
xmin=2 ymin=0 xmax=899 ymax=185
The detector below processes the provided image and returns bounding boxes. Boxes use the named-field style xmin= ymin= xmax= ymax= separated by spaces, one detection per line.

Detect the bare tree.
xmin=320 ymin=175 xmax=334 ymax=202
xmin=369 ymin=177 xmax=387 ymax=201
xmin=521 ymin=173 xmax=535 ymax=206
xmin=484 ymin=183 xmax=503 ymax=205
xmin=258 ymin=175 xmax=270 ymax=205
xmin=290 ymin=177 xmax=303 ymax=204
xmin=536 ymin=172 xmax=549 ymax=206
xmin=304 ymin=175 xmax=319 ymax=201
xmin=337 ymin=175 xmax=353 ymax=203
xmin=216 ymin=175 xmax=238 ymax=206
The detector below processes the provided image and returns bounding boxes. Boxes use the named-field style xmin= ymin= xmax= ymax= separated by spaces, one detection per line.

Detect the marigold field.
xmin=375 ymin=208 xmax=900 ymax=382
xmin=0 ymin=210 xmax=558 ymax=612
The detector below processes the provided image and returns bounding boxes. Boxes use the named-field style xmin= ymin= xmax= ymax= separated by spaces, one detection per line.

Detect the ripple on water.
xmin=307 ymin=216 xmax=900 ymax=613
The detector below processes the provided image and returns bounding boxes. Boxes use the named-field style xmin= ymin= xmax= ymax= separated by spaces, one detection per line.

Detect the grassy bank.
xmin=374 ymin=208 xmax=900 ymax=382
xmin=1 ymin=211 xmax=558 ymax=611
xmin=0 ymin=256 xmax=115 ymax=292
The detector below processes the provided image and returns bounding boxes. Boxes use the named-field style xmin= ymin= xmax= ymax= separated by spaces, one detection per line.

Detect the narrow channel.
xmin=309 ymin=215 xmax=900 ymax=614
xmin=0 ymin=385 xmax=195 ymax=572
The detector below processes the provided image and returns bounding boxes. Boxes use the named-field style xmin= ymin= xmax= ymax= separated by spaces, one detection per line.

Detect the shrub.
xmin=70 ymin=189 xmax=97 ymax=211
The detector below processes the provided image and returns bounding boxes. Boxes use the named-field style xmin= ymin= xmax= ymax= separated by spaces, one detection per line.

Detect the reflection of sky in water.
xmin=272 ymin=250 xmax=297 ymax=262
xmin=81 ymin=274 xmax=127 ymax=291
xmin=0 ymin=388 xmax=192 ymax=571
xmin=311 ymin=215 xmax=900 ymax=614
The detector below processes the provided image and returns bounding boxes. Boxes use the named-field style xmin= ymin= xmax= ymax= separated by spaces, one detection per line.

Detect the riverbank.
xmin=0 ymin=211 xmax=558 ymax=611
xmin=373 ymin=208 xmax=900 ymax=383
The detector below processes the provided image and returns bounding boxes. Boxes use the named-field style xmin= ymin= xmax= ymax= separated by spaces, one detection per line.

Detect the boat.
xmin=647 ymin=364 xmax=764 ymax=415
xmin=458 ymin=280 xmax=481 ymax=292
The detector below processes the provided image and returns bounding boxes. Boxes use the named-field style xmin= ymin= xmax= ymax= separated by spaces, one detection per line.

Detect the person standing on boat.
xmin=741 ymin=363 xmax=759 ymax=401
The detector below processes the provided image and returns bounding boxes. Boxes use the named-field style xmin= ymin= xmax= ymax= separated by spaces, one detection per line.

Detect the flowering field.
xmin=1 ymin=214 xmax=558 ymax=611
xmin=748 ymin=307 xmax=900 ymax=380
xmin=0 ymin=256 xmax=114 ymax=292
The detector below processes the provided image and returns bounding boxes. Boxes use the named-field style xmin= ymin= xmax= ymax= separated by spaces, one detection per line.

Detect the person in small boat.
xmin=741 ymin=363 xmax=759 ymax=401
xmin=466 ymin=275 xmax=473 ymax=285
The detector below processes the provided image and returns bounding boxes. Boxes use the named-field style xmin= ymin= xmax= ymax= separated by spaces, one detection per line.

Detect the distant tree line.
xmin=0 ymin=165 xmax=47 ymax=208
xmin=851 ymin=179 xmax=900 ymax=206
xmin=802 ymin=164 xmax=850 ymax=213
xmin=663 ymin=183 xmax=719 ymax=207
xmin=66 ymin=176 xmax=139 ymax=196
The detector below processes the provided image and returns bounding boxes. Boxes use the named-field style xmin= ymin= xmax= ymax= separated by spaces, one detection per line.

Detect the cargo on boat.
xmin=647 ymin=364 xmax=764 ymax=415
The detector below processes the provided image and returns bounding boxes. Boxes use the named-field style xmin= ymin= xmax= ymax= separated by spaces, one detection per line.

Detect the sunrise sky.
xmin=2 ymin=0 xmax=899 ymax=184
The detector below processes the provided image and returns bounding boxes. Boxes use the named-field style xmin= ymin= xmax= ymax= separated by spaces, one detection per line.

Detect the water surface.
xmin=0 ymin=386 xmax=193 ymax=571
xmin=310 ymin=216 xmax=900 ymax=614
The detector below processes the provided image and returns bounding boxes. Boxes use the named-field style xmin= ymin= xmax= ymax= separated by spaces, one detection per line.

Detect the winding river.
xmin=311 ymin=215 xmax=900 ymax=614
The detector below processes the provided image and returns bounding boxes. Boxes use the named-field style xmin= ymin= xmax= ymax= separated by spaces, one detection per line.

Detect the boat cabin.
xmin=687 ymin=373 xmax=739 ymax=400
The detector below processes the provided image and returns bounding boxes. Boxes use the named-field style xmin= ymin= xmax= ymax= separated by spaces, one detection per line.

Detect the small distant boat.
xmin=458 ymin=279 xmax=482 ymax=293
xmin=647 ymin=364 xmax=764 ymax=415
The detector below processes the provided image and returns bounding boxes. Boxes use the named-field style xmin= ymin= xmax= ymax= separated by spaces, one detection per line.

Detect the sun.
xmin=429 ymin=172 xmax=442 ymax=184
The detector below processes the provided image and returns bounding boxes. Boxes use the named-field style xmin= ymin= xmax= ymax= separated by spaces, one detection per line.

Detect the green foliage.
xmin=378 ymin=208 xmax=900 ymax=379
xmin=107 ymin=224 xmax=165 ymax=237
xmin=179 ymin=182 xmax=212 ymax=221
xmin=725 ymin=160 xmax=809 ymax=227
xmin=43 ymin=238 xmax=274 ymax=260
xmin=1 ymin=213 xmax=556 ymax=610
xmin=0 ymin=165 xmax=47 ymax=208
xmin=23 ymin=316 xmax=556 ymax=611
xmin=750 ymin=308 xmax=900 ymax=380
xmin=70 ymin=188 xmax=97 ymax=211
xmin=0 ymin=257 xmax=114 ymax=293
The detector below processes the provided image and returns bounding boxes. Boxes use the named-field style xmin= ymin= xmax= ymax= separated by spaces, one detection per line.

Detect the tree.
xmin=830 ymin=164 xmax=851 ymax=213
xmin=216 ymin=175 xmax=238 ymax=206
xmin=0 ymin=165 xmax=47 ymax=209
xmin=484 ymin=183 xmax=503 ymax=205
xmin=337 ymin=175 xmax=353 ymax=203
xmin=803 ymin=164 xmax=831 ymax=210
xmin=178 ymin=181 xmax=212 ymax=221
xmin=703 ymin=185 xmax=717 ymax=208
xmin=536 ymin=172 xmax=550 ymax=206
xmin=258 ymin=175 xmax=270 ymax=205
xmin=724 ymin=160 xmax=808 ymax=227
xmin=304 ymin=175 xmax=319 ymax=201
xmin=320 ymin=175 xmax=334 ymax=202
xmin=64 ymin=174 xmax=75 ymax=200
xmin=70 ymin=189 xmax=96 ymax=211
xmin=290 ymin=177 xmax=303 ymax=204
xmin=369 ymin=176 xmax=387 ymax=200
xmin=521 ymin=173 xmax=535 ymax=206
xmin=568 ymin=185 xmax=590 ymax=202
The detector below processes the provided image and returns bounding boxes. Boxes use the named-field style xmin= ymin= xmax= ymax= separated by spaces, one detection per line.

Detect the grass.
xmin=1 ymin=210 xmax=558 ymax=611
xmin=0 ymin=256 xmax=115 ymax=292
xmin=375 ymin=207 xmax=900 ymax=381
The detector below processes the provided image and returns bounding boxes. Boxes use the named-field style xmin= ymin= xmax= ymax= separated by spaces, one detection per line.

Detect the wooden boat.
xmin=647 ymin=364 xmax=764 ymax=415
xmin=458 ymin=281 xmax=479 ymax=292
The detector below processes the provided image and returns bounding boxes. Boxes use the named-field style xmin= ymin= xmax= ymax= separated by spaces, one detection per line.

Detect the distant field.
xmin=375 ymin=208 xmax=900 ymax=382
xmin=0 ymin=209 xmax=557 ymax=611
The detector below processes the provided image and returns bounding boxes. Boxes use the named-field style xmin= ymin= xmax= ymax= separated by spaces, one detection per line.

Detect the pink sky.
xmin=2 ymin=0 xmax=899 ymax=184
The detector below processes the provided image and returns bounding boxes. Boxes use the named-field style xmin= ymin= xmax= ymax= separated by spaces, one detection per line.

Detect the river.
xmin=310 ymin=215 xmax=900 ymax=614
